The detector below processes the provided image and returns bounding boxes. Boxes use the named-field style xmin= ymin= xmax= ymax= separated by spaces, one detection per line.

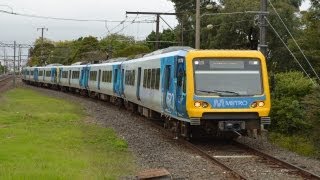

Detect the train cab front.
xmin=185 ymin=50 xmax=271 ymax=136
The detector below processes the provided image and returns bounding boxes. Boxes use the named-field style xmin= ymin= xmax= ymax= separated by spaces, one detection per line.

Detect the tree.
xmin=146 ymin=29 xmax=178 ymax=50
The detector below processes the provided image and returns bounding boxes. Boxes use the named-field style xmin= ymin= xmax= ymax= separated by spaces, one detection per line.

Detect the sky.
xmin=0 ymin=0 xmax=312 ymax=67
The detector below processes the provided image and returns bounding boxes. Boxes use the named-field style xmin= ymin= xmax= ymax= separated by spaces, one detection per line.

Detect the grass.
xmin=0 ymin=88 xmax=135 ymax=179
xmin=269 ymin=132 xmax=318 ymax=157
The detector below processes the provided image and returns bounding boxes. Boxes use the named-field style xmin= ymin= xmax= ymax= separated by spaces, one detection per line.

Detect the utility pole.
xmin=37 ymin=27 xmax=48 ymax=65
xmin=13 ymin=41 xmax=16 ymax=87
xmin=259 ymin=0 xmax=268 ymax=58
xmin=2 ymin=47 xmax=6 ymax=74
xmin=126 ymin=11 xmax=178 ymax=50
xmin=195 ymin=0 xmax=201 ymax=49
xmin=18 ymin=45 xmax=21 ymax=73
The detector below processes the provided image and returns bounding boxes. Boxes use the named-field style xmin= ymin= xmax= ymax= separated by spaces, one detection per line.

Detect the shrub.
xmin=270 ymin=97 xmax=311 ymax=134
xmin=273 ymin=72 xmax=314 ymax=99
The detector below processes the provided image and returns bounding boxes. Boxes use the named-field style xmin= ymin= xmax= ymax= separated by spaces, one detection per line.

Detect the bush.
xmin=270 ymin=97 xmax=311 ymax=134
xmin=302 ymin=87 xmax=320 ymax=152
xmin=273 ymin=72 xmax=314 ymax=99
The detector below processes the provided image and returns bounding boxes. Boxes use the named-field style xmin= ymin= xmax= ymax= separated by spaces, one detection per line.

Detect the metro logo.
xmin=213 ymin=99 xmax=248 ymax=108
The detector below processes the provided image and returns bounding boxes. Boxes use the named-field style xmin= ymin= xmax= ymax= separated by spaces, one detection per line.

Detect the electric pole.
xmin=37 ymin=27 xmax=48 ymax=65
xmin=259 ymin=0 xmax=268 ymax=58
xmin=195 ymin=0 xmax=201 ymax=49
xmin=126 ymin=11 xmax=178 ymax=50
xmin=13 ymin=41 xmax=16 ymax=87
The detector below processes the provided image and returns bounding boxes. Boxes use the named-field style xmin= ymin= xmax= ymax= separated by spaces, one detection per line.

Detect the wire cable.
xmin=0 ymin=9 xmax=151 ymax=23
xmin=265 ymin=17 xmax=317 ymax=86
xmin=268 ymin=0 xmax=320 ymax=81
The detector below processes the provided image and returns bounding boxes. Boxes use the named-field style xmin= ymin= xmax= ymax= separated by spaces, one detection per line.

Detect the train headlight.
xmin=251 ymin=102 xmax=257 ymax=108
xmin=194 ymin=101 xmax=202 ymax=108
xmin=258 ymin=101 xmax=265 ymax=107
xmin=202 ymin=102 xmax=209 ymax=108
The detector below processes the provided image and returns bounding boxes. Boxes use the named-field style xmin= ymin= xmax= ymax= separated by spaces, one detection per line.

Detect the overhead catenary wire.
xmin=265 ymin=17 xmax=317 ymax=86
xmin=268 ymin=0 xmax=320 ymax=82
xmin=0 ymin=9 xmax=154 ymax=24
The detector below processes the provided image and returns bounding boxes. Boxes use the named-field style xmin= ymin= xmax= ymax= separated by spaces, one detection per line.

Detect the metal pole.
xmin=259 ymin=0 xmax=268 ymax=57
xmin=37 ymin=27 xmax=48 ymax=65
xmin=155 ymin=14 xmax=160 ymax=50
xmin=195 ymin=0 xmax=201 ymax=49
xmin=2 ymin=47 xmax=5 ymax=74
xmin=13 ymin=41 xmax=16 ymax=87
xmin=181 ymin=20 xmax=184 ymax=46
xmin=18 ymin=45 xmax=21 ymax=73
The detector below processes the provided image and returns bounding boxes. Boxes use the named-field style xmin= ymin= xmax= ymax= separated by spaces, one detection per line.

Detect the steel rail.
xmin=233 ymin=140 xmax=320 ymax=180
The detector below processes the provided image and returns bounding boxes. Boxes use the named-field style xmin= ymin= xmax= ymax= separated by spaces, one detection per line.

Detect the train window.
xmin=62 ymin=71 xmax=68 ymax=78
xmin=38 ymin=71 xmax=43 ymax=76
xmin=125 ymin=70 xmax=135 ymax=86
xmin=72 ymin=71 xmax=80 ymax=79
xmin=151 ymin=69 xmax=156 ymax=89
xmin=155 ymin=68 xmax=160 ymax=90
xmin=132 ymin=70 xmax=135 ymax=86
xmin=108 ymin=71 xmax=112 ymax=82
xmin=46 ymin=71 xmax=51 ymax=77
xmin=31 ymin=71 xmax=34 ymax=76
xmin=102 ymin=71 xmax=107 ymax=82
xmin=143 ymin=69 xmax=147 ymax=88
xmin=147 ymin=69 xmax=151 ymax=89
xmin=90 ymin=71 xmax=97 ymax=81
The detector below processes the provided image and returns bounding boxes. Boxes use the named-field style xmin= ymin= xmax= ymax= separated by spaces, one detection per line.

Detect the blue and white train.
xmin=22 ymin=47 xmax=271 ymax=138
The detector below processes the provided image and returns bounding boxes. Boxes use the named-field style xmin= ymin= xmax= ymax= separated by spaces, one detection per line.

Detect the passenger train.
xmin=22 ymin=47 xmax=271 ymax=138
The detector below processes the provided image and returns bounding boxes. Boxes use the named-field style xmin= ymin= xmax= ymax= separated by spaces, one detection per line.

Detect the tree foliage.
xmin=28 ymin=34 xmax=151 ymax=66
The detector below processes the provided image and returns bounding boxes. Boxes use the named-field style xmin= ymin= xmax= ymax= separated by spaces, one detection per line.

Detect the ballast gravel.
xmin=24 ymin=85 xmax=227 ymax=179
xmin=23 ymin=84 xmax=320 ymax=179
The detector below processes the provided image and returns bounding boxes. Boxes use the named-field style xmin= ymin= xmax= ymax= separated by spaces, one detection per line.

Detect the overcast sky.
xmin=0 ymin=0 xmax=312 ymax=64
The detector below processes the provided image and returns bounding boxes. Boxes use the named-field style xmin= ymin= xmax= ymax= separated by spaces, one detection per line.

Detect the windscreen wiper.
xmin=213 ymin=89 xmax=240 ymax=96
xmin=196 ymin=89 xmax=221 ymax=95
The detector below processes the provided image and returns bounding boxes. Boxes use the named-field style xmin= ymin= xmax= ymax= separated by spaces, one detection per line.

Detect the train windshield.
xmin=193 ymin=58 xmax=263 ymax=96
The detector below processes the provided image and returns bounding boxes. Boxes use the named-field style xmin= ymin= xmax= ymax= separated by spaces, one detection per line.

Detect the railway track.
xmin=0 ymin=75 xmax=12 ymax=82
xmin=136 ymin=117 xmax=320 ymax=179
xmin=190 ymin=139 xmax=320 ymax=180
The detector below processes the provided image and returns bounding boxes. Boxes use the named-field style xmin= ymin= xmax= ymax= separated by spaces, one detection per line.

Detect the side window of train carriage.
xmin=155 ymin=68 xmax=160 ymax=90
xmin=38 ymin=70 xmax=43 ymax=77
xmin=45 ymin=70 xmax=51 ymax=77
xmin=147 ymin=69 xmax=152 ymax=88
xmin=62 ymin=71 xmax=68 ymax=78
xmin=151 ymin=69 xmax=156 ymax=89
xmin=143 ymin=69 xmax=147 ymax=88
xmin=72 ymin=71 xmax=80 ymax=79
xmin=90 ymin=71 xmax=97 ymax=81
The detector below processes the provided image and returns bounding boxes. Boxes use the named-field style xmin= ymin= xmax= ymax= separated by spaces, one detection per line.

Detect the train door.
xmin=97 ymin=69 xmax=101 ymax=90
xmin=51 ymin=68 xmax=57 ymax=83
xmin=175 ymin=57 xmax=187 ymax=118
xmin=113 ymin=65 xmax=119 ymax=95
xmin=68 ymin=70 xmax=71 ymax=85
xmin=43 ymin=70 xmax=45 ymax=81
xmin=80 ymin=66 xmax=89 ymax=89
xmin=34 ymin=68 xmax=39 ymax=82
xmin=136 ymin=67 xmax=142 ymax=100
xmin=161 ymin=56 xmax=176 ymax=115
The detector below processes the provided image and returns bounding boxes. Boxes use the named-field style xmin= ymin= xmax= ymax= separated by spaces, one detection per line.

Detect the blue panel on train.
xmin=113 ymin=65 xmax=121 ymax=96
xmin=34 ymin=68 xmax=39 ymax=81
xmin=80 ymin=66 xmax=90 ymax=89
xmin=51 ymin=68 xmax=57 ymax=83
xmin=194 ymin=96 xmax=266 ymax=109
xmin=161 ymin=56 xmax=177 ymax=116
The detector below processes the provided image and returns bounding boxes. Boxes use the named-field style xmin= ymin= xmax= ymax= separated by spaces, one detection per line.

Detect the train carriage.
xmin=22 ymin=47 xmax=271 ymax=138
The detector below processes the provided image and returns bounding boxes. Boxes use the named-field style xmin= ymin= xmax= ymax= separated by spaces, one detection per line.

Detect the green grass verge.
xmin=269 ymin=132 xmax=318 ymax=157
xmin=0 ymin=88 xmax=135 ymax=179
